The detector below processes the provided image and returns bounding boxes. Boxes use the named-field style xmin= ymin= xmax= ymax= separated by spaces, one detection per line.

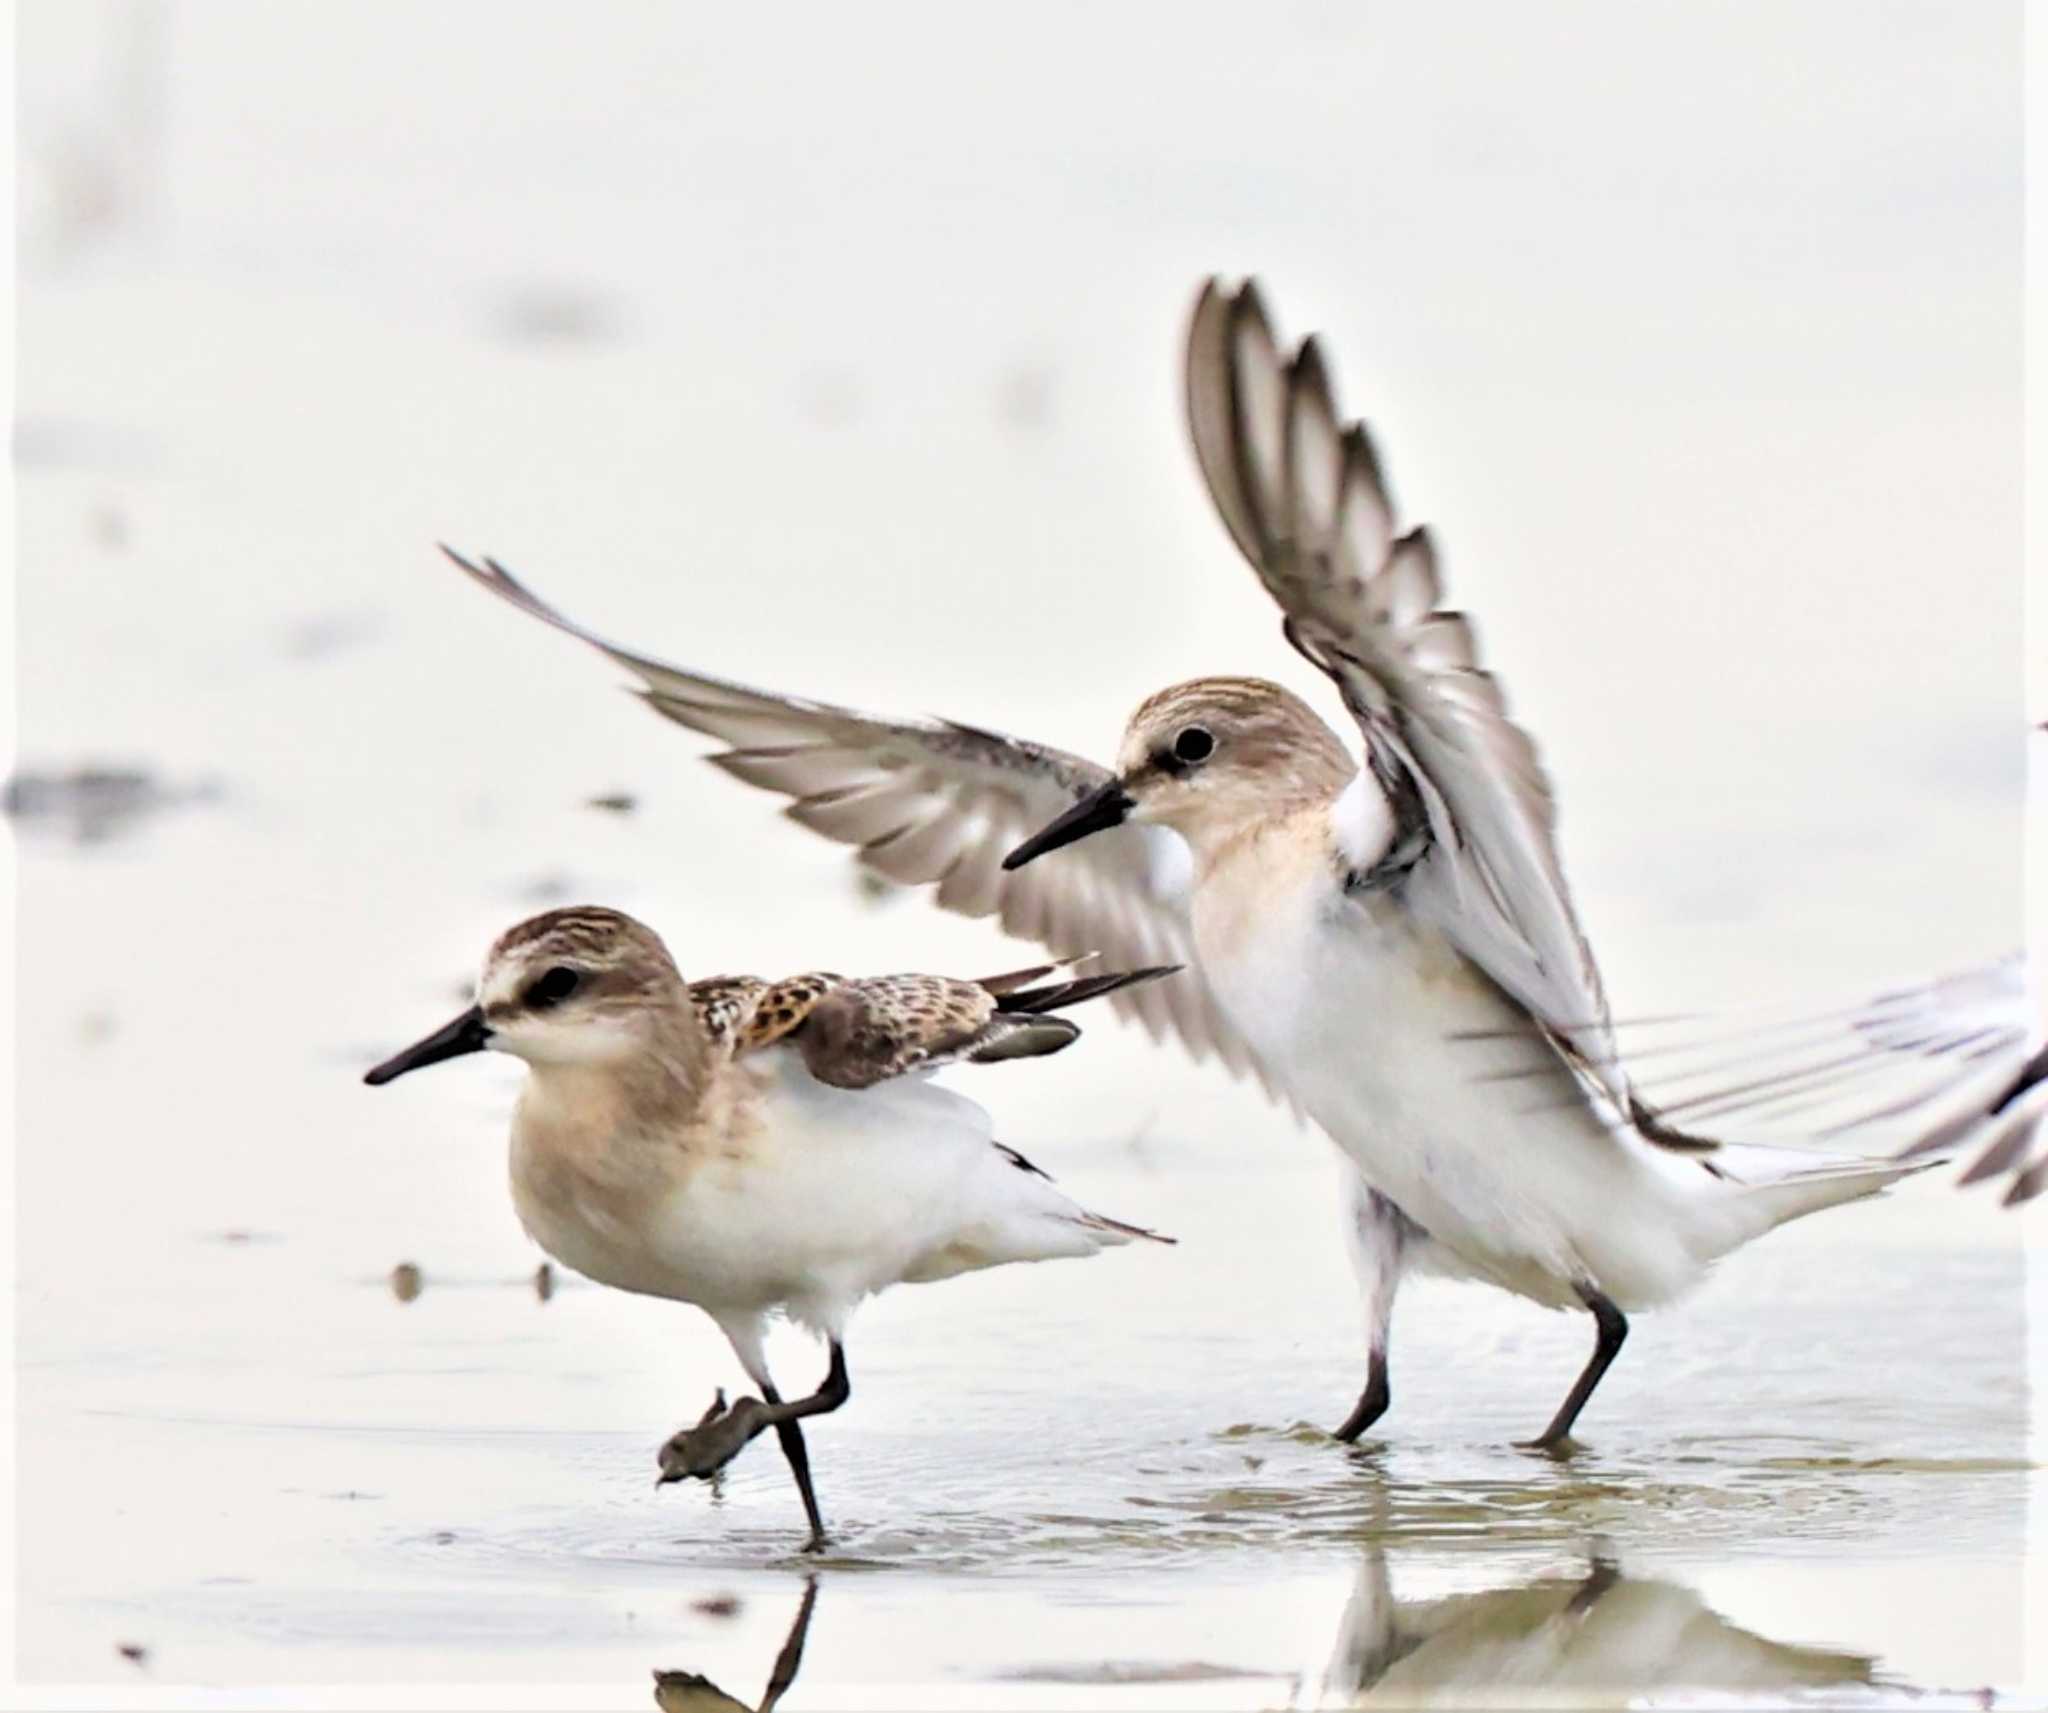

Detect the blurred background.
xmin=9 ymin=1 xmax=2034 ymax=1705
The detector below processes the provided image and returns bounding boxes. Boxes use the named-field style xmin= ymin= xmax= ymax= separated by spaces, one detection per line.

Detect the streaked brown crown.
xmin=1120 ymin=676 xmax=1355 ymax=805
xmin=482 ymin=906 xmax=684 ymax=1018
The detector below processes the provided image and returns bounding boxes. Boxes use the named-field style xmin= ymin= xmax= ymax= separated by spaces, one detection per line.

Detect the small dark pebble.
xmin=534 ymin=1262 xmax=555 ymax=1302
xmin=489 ymin=283 xmax=628 ymax=348
xmin=430 ymin=1530 xmax=456 ymax=1545
xmin=391 ymin=1262 xmax=424 ymax=1303
xmin=691 ymin=1594 xmax=743 ymax=1619
xmin=89 ymin=504 xmax=130 ymax=551
xmin=116 ymin=1643 xmax=148 ymax=1667
xmin=994 ymin=362 xmax=1055 ymax=432
xmin=585 ymin=791 xmax=638 ymax=814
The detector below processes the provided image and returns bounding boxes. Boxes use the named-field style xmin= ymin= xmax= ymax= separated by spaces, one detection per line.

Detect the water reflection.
xmin=1316 ymin=1547 xmax=1877 ymax=1708
xmin=653 ymin=1578 xmax=817 ymax=1713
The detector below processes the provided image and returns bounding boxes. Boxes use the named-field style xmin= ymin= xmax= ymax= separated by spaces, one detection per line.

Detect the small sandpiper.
xmin=365 ymin=906 xmax=1173 ymax=1549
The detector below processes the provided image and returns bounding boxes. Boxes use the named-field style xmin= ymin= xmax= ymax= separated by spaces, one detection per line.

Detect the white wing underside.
xmin=1185 ymin=279 xmax=1634 ymax=1124
xmin=443 ymin=549 xmax=1289 ymax=1105
xmin=1594 ymin=956 xmax=2044 ymax=1204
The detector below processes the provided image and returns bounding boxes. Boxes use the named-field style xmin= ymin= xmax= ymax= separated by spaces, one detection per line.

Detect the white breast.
xmin=1194 ymin=827 xmax=1715 ymax=1311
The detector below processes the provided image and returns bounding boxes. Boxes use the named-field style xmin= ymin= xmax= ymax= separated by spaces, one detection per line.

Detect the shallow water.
xmin=14 ymin=978 xmax=2038 ymax=1703
xmin=11 ymin=3 xmax=2037 ymax=1705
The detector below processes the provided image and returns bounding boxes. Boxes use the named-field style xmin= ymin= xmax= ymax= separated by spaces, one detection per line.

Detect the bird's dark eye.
xmin=527 ymin=966 xmax=581 ymax=1009
xmin=1173 ymin=726 xmax=1215 ymax=764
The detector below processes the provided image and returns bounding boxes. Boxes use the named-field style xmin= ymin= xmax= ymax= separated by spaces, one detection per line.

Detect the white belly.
xmin=509 ymin=1051 xmax=1110 ymax=1336
xmin=1197 ymin=856 xmax=1708 ymax=1310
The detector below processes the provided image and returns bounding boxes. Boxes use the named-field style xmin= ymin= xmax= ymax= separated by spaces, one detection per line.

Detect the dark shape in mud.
xmin=657 ymin=1390 xmax=777 ymax=1484
xmin=489 ymin=283 xmax=630 ymax=348
xmin=3 ymin=764 xmax=221 ymax=846
xmin=390 ymin=1262 xmax=424 ymax=1303
xmin=534 ymin=1261 xmax=555 ymax=1302
xmin=994 ymin=362 xmax=1056 ymax=432
xmin=586 ymin=791 xmax=639 ymax=814
xmin=654 ymin=1578 xmax=815 ymax=1713
xmin=115 ymin=1642 xmax=149 ymax=1668
xmin=89 ymin=504 xmax=130 ymax=552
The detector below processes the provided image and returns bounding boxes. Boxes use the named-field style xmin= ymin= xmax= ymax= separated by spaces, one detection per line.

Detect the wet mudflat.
xmin=12 ymin=5 xmax=2032 ymax=1704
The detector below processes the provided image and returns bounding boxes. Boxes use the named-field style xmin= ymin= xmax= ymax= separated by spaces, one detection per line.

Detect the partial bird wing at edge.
xmin=1184 ymin=277 xmax=1634 ymax=1123
xmin=1606 ymin=956 xmax=2043 ymax=1204
xmin=442 ymin=547 xmax=1290 ymax=1106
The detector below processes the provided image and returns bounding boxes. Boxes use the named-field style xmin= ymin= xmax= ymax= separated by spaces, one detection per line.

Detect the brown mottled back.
xmin=687 ymin=962 xmax=1180 ymax=1092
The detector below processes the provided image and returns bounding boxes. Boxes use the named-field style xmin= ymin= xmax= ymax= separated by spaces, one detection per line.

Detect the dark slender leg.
xmin=759 ymin=1577 xmax=821 ymax=1711
xmin=1334 ymin=1179 xmax=1410 ymax=1442
xmin=1332 ymin=1347 xmax=1390 ymax=1442
xmin=658 ymin=1344 xmax=853 ymax=1552
xmin=651 ymin=1575 xmax=819 ymax=1713
xmin=762 ymin=1344 xmax=850 ymax=1552
xmin=1566 ymin=1555 xmax=1621 ymax=1616
xmin=1520 ymin=1286 xmax=1627 ymax=1452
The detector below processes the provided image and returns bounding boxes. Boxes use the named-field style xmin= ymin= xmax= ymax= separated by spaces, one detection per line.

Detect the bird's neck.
xmin=519 ymin=1013 xmax=711 ymax=1139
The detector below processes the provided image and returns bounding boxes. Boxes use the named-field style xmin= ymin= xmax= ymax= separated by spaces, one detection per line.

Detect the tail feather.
xmin=1714 ymin=1142 xmax=1946 ymax=1233
xmin=1073 ymin=1209 xmax=1176 ymax=1246
xmin=976 ymin=955 xmax=1095 ymax=997
xmin=996 ymin=964 xmax=1181 ymax=1015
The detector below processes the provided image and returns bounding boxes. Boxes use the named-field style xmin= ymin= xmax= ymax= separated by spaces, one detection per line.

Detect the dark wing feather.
xmin=1185 ymin=278 xmax=1628 ymax=1117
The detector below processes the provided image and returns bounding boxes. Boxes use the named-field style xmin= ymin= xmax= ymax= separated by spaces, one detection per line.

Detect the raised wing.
xmin=443 ymin=548 xmax=1281 ymax=1099
xmin=1185 ymin=278 xmax=1630 ymax=1119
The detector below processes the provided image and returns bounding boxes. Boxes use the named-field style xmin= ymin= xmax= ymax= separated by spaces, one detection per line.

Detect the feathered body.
xmin=506 ymin=952 xmax=1161 ymax=1356
xmin=366 ymin=907 xmax=1171 ymax=1545
xmin=1191 ymin=795 xmax=1907 ymax=1312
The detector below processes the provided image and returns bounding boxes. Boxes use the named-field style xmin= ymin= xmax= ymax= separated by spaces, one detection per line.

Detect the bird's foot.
xmin=657 ymin=1389 xmax=779 ymax=1484
xmin=1514 ymin=1432 xmax=1580 ymax=1460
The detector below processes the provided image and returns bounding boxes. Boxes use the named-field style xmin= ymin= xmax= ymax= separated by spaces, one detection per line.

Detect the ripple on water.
xmin=379 ymin=1410 xmax=2026 ymax=1586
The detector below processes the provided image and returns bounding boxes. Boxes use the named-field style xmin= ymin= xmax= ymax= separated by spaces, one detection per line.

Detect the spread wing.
xmin=444 ymin=548 xmax=1282 ymax=1101
xmin=1612 ymin=957 xmax=2043 ymax=1204
xmin=1185 ymin=277 xmax=1632 ymax=1120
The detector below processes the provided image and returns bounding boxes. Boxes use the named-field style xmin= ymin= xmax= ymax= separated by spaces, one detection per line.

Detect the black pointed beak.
xmin=1003 ymin=781 xmax=1134 ymax=871
xmin=363 ymin=1005 xmax=492 ymax=1086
